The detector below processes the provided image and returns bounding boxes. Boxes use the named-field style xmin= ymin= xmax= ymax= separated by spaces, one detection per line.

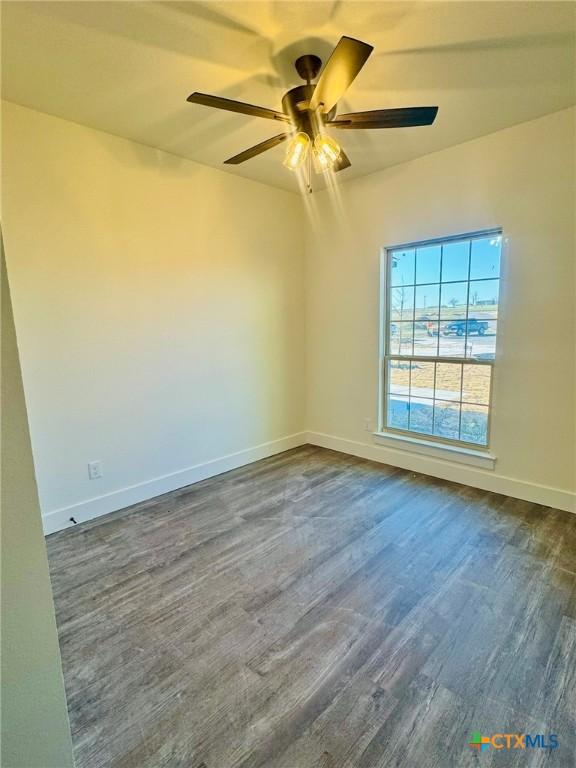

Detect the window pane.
xmin=462 ymin=365 xmax=491 ymax=405
xmin=440 ymin=281 xmax=468 ymax=320
xmin=388 ymin=396 xmax=409 ymax=430
xmin=390 ymin=284 xmax=415 ymax=322
xmin=435 ymin=362 xmax=462 ymax=401
xmin=409 ymin=361 xmax=435 ymax=399
xmin=390 ymin=249 xmax=415 ymax=287
xmin=413 ymin=322 xmax=439 ymax=356
xmin=469 ymin=279 xmax=499 ymax=317
xmin=415 ymin=284 xmax=439 ymax=322
xmin=460 ymin=405 xmax=489 ymax=445
xmin=433 ymin=400 xmax=461 ymax=441
xmin=389 ymin=322 xmax=414 ymax=355
xmin=439 ymin=332 xmax=466 ymax=358
xmin=467 ymin=320 xmax=497 ymax=360
xmin=470 ymin=236 xmax=501 ymax=280
xmin=441 ymin=240 xmax=469 ymax=282
xmin=387 ymin=360 xmax=410 ymax=396
xmin=416 ymin=245 xmax=441 ymax=284
xmin=408 ymin=397 xmax=434 ymax=434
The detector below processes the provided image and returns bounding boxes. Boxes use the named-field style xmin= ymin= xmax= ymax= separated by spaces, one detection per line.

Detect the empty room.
xmin=1 ymin=1 xmax=575 ymax=766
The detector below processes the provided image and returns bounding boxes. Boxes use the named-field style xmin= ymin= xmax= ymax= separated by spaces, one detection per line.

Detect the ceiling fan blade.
xmin=224 ymin=133 xmax=288 ymax=165
xmin=310 ymin=36 xmax=374 ymax=113
xmin=328 ymin=106 xmax=438 ymax=129
xmin=334 ymin=148 xmax=351 ymax=172
xmin=187 ymin=92 xmax=290 ymax=123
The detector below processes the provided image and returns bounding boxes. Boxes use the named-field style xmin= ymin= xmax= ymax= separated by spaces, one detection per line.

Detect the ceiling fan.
xmin=187 ymin=36 xmax=438 ymax=189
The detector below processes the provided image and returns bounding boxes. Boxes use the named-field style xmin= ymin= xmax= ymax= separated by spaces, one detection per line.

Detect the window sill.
xmin=372 ymin=431 xmax=496 ymax=470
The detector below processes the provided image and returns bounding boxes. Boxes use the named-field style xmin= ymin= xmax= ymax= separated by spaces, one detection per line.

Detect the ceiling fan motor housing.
xmin=282 ymin=83 xmax=337 ymax=139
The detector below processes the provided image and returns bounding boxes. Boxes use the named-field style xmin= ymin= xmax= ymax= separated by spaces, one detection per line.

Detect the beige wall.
xmin=305 ymin=108 xmax=575 ymax=505
xmin=2 ymin=102 xmax=305 ymax=531
xmin=1 ymin=243 xmax=74 ymax=767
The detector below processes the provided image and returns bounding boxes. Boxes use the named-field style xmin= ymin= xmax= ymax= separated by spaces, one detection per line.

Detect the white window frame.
xmin=377 ymin=229 xmax=502 ymax=458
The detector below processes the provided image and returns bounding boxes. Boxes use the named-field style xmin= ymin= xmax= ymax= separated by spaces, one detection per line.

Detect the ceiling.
xmin=2 ymin=1 xmax=575 ymax=192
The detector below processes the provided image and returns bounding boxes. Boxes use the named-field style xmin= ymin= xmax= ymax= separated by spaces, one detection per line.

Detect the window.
xmin=382 ymin=230 xmax=501 ymax=448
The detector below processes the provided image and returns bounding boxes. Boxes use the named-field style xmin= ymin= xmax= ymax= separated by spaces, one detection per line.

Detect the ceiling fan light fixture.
xmin=283 ymin=132 xmax=310 ymax=171
xmin=312 ymin=147 xmax=335 ymax=174
xmin=187 ymin=35 xmax=439 ymax=190
xmin=313 ymin=133 xmax=341 ymax=172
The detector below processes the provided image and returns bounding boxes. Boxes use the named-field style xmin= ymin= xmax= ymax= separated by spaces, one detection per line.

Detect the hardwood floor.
xmin=47 ymin=446 xmax=576 ymax=768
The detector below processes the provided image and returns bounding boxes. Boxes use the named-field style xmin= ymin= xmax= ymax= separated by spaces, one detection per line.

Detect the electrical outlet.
xmin=363 ymin=417 xmax=372 ymax=432
xmin=88 ymin=460 xmax=103 ymax=480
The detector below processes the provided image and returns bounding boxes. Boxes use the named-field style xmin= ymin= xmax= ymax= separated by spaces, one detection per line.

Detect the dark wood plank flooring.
xmin=47 ymin=446 xmax=576 ymax=768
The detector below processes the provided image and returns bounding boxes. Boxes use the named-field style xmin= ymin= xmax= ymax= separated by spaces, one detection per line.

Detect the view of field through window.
xmin=384 ymin=233 xmax=501 ymax=446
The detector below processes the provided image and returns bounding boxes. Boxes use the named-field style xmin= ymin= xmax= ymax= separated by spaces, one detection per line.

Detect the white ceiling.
xmin=2 ymin=1 xmax=575 ymax=192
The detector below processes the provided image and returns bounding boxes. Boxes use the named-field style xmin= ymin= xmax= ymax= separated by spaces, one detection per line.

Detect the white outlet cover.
xmin=88 ymin=460 xmax=102 ymax=479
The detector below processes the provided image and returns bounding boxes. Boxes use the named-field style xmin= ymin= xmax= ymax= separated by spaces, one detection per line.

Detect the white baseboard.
xmin=306 ymin=431 xmax=576 ymax=514
xmin=42 ymin=432 xmax=308 ymax=535
xmin=43 ymin=429 xmax=574 ymax=535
